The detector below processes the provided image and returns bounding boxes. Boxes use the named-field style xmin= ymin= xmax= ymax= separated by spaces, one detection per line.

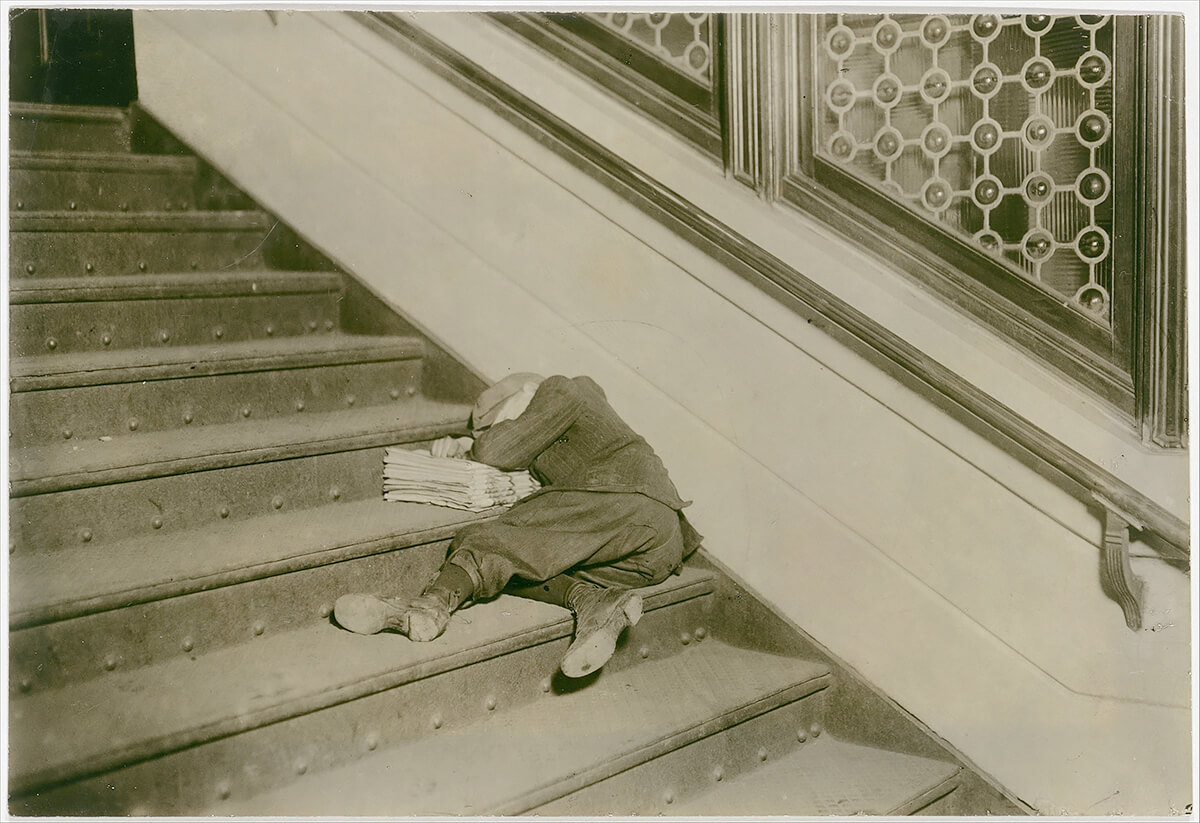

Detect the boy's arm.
xmin=470 ymin=376 xmax=584 ymax=470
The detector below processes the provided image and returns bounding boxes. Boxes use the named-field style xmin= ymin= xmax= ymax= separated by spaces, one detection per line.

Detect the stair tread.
xmin=11 ymin=210 xmax=273 ymax=231
xmin=9 ymin=567 xmax=720 ymax=794
xmin=10 ymin=149 xmax=197 ymax=173
xmin=11 ymin=102 xmax=128 ymax=121
xmin=215 ymin=641 xmax=829 ymax=816
xmin=671 ymin=736 xmax=961 ymax=816
xmin=10 ymin=499 xmax=488 ymax=625
xmin=9 ymin=400 xmax=471 ymax=495
xmin=10 ymin=271 xmax=342 ymax=303
xmin=11 ymin=334 xmax=423 ymax=391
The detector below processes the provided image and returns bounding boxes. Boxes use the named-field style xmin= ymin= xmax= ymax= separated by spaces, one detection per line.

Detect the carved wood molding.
xmin=1095 ymin=495 xmax=1148 ymax=631
xmin=351 ymin=12 xmax=1190 ymax=563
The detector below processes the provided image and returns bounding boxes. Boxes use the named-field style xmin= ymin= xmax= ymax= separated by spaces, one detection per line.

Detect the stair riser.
xmin=11 ymin=449 xmax=400 ymax=555
xmin=11 ymin=360 xmax=423 ymax=444
xmin=10 ymin=230 xmax=270 ymax=277
xmin=11 ymin=167 xmax=198 ymax=213
xmin=10 ymin=116 xmax=131 ymax=153
xmin=537 ymin=689 xmax=830 ymax=816
xmin=10 ymin=536 xmax=456 ymax=697
xmin=10 ymin=593 xmax=715 ymax=815
xmin=11 ymin=293 xmax=340 ymax=356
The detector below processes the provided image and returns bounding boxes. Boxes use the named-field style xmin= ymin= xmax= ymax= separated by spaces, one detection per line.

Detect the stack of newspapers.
xmin=383 ymin=447 xmax=541 ymax=512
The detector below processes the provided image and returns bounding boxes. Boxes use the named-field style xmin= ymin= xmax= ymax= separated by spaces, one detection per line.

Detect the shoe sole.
xmin=559 ymin=591 xmax=643 ymax=679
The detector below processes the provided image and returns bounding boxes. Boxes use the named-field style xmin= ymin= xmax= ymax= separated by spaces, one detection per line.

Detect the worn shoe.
xmin=333 ymin=592 xmax=452 ymax=641
xmin=560 ymin=585 xmax=643 ymax=678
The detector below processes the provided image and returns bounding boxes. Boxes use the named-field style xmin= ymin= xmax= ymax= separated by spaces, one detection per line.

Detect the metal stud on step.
xmin=485 ymin=695 xmax=497 ymax=711
xmin=160 ymin=330 xmax=170 ymax=343
xmin=101 ymin=334 xmax=111 ymax=346
xmin=319 ymin=603 xmax=333 ymax=618
xmin=695 ymin=627 xmax=707 ymax=641
xmin=62 ymin=429 xmax=73 ymax=440
xmin=295 ymin=400 xmax=306 ymax=412
xmin=46 ymin=337 xmax=56 ymax=350
xmin=104 ymin=654 xmax=118 ymax=672
xmin=809 ymin=722 xmax=822 ymax=738
xmin=119 ymin=202 xmax=129 ymax=211
xmin=183 ymin=411 xmax=194 ymax=424
xmin=190 ymin=261 xmax=199 ymax=270
xmin=295 ymin=760 xmax=308 ymax=776
xmin=308 ymin=320 xmax=318 ymax=331
xmin=797 ymin=727 xmax=808 ymax=743
xmin=713 ymin=765 xmax=724 ymax=782
xmin=138 ymin=261 xmax=147 ymax=272
xmin=216 ymin=781 xmax=231 ymax=800
xmin=389 ymin=388 xmax=401 ymax=400
xmin=758 ymin=747 xmax=768 ymax=762
xmin=272 ymin=496 xmax=284 ymax=510
xmin=219 ymin=506 xmax=230 ymax=519
xmin=265 ymin=324 xmax=275 ymax=336
xmin=86 ymin=263 xmax=94 ymax=273
xmin=253 ymin=621 xmax=266 ymax=636
xmin=432 ymin=714 xmax=443 ymax=729
xmin=241 ymin=407 xmax=251 ymax=418
xmin=680 ymin=632 xmax=691 ymax=646
xmin=365 ymin=733 xmax=379 ymax=751
xmin=325 ymin=319 xmax=334 ymax=331
xmin=80 ymin=529 xmax=93 ymax=543
xmin=18 ymin=678 xmax=32 ymax=693
xmin=329 ymin=487 xmax=342 ymax=501
xmin=26 ymin=264 xmax=35 ymax=274
xmin=152 ymin=517 xmax=163 ymax=530
xmin=182 ymin=637 xmax=194 ymax=652
xmin=128 ymin=418 xmax=139 ymax=432
xmin=406 ymin=386 xmax=418 ymax=397
xmin=663 ymin=790 xmax=675 ymax=805
xmin=69 ymin=201 xmax=77 ymax=210
xmin=346 ymin=395 xmax=356 ymax=407
xmin=540 ymin=678 xmax=552 ymax=693
xmin=214 ymin=327 xmax=224 ymax=340
xmin=639 ymin=646 xmax=650 ymax=659
xmin=15 ymin=200 xmax=23 ymax=210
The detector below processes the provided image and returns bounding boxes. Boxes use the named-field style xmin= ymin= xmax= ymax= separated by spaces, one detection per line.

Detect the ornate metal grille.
xmin=815 ymin=14 xmax=1115 ymax=321
xmin=588 ymin=13 xmax=714 ymax=86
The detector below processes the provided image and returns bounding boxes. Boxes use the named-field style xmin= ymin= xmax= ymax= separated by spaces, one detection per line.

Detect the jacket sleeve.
xmin=469 ymin=375 xmax=585 ymax=470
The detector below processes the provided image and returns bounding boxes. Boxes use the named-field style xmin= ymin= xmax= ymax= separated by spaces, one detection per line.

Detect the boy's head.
xmin=472 ymin=372 xmax=545 ymax=430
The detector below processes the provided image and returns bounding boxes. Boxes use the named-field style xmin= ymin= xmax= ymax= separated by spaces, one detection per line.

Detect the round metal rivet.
xmin=241 ymin=407 xmax=251 ymax=418
xmin=18 ymin=678 xmax=32 ymax=693
xmin=68 ymin=200 xmax=78 ymax=210
xmin=406 ymin=386 xmax=418 ymax=397
xmin=432 ymin=714 xmax=443 ymax=729
xmin=119 ymin=202 xmax=129 ymax=211
xmin=319 ymin=602 xmax=333 ymax=618
xmin=26 ymin=263 xmax=35 ymax=274
xmin=272 ymin=496 xmax=284 ymax=510
xmin=324 ymin=319 xmax=334 ymax=331
xmin=713 ymin=765 xmax=724 ymax=782
xmin=46 ymin=337 xmax=57 ymax=350
xmin=80 ymin=529 xmax=93 ymax=543
xmin=680 ymin=632 xmax=691 ymax=646
xmin=308 ymin=320 xmax=318 ymax=331
xmin=217 ymin=782 xmax=231 ymax=800
xmin=152 ymin=517 xmax=164 ymax=530
xmin=329 ymin=487 xmax=342 ymax=501
xmin=86 ymin=263 xmax=95 ymax=273
xmin=253 ymin=621 xmax=266 ymax=636
xmin=104 ymin=654 xmax=118 ymax=671
xmin=214 ymin=327 xmax=224 ymax=340
xmin=758 ymin=747 xmax=769 ymax=762
xmin=62 ymin=429 xmax=73 ymax=440
xmin=182 ymin=637 xmax=194 ymax=652
xmin=219 ymin=506 xmax=230 ymax=519
xmin=365 ymin=734 xmax=379 ymax=751
xmin=639 ymin=646 xmax=650 ymax=659
xmin=694 ymin=627 xmax=707 ymax=641
xmin=389 ymin=388 xmax=401 ymax=400
xmin=541 ymin=678 xmax=552 ymax=693
xmin=128 ymin=418 xmax=139 ymax=432
xmin=797 ymin=728 xmax=808 ymax=743
xmin=15 ymin=200 xmax=23 ymax=210
xmin=183 ymin=411 xmax=194 ymax=424
xmin=346 ymin=395 xmax=356 ymax=407
xmin=809 ymin=722 xmax=822 ymax=738
xmin=295 ymin=400 xmax=306 ymax=412
xmin=164 ymin=202 xmax=172 ymax=211
xmin=485 ymin=695 xmax=497 ymax=711
xmin=138 ymin=261 xmax=147 ymax=272
xmin=160 ymin=330 xmax=170 ymax=343
xmin=9 ymin=539 xmax=16 ymax=554
xmin=265 ymin=324 xmax=275 ymax=336
xmin=663 ymin=790 xmax=675 ymax=805
xmin=295 ymin=760 xmax=308 ymax=775
xmin=190 ymin=261 xmax=199 ymax=270
xmin=101 ymin=333 xmax=112 ymax=346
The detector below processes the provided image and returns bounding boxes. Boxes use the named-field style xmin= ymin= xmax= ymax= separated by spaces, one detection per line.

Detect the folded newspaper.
xmin=383 ymin=447 xmax=541 ymax=512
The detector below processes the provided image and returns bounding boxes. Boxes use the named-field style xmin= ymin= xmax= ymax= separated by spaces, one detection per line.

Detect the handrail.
xmin=351 ymin=11 xmax=1189 ymax=601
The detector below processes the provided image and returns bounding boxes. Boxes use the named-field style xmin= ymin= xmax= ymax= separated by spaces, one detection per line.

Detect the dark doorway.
xmin=9 ymin=9 xmax=137 ymax=106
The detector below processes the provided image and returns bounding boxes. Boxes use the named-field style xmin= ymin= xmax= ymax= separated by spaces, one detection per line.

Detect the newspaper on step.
xmin=383 ymin=446 xmax=541 ymax=512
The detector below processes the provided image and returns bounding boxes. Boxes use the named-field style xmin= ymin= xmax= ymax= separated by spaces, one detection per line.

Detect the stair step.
xmin=10 ymin=334 xmax=425 ymax=442
xmin=10 ymin=210 xmax=277 ymax=276
xmin=11 ymin=272 xmax=344 ymax=357
xmin=669 ymin=737 xmax=961 ymax=816
xmin=10 ymin=500 xmax=494 ymax=694
xmin=10 ymin=150 xmax=199 ymax=212
xmin=9 ymin=400 xmax=472 ymax=497
xmin=208 ymin=641 xmax=829 ymax=816
xmin=9 ymin=446 xmax=404 ymax=555
xmin=8 ymin=568 xmax=720 ymax=811
xmin=10 ymin=102 xmax=131 ymax=153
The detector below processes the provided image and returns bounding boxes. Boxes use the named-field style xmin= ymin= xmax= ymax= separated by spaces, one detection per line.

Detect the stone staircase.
xmin=8 ymin=101 xmax=986 ymax=816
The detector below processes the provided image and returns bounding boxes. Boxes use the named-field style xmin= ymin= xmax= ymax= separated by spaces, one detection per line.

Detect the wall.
xmin=132 ymin=10 xmax=1192 ymax=814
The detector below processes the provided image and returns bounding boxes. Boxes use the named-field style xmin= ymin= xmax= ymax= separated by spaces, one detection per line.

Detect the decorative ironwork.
xmin=588 ymin=13 xmax=714 ymax=86
xmin=815 ymin=14 xmax=1115 ymax=321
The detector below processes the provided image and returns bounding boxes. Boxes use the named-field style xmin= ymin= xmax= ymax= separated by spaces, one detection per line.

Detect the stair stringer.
xmin=130 ymin=9 xmax=1193 ymax=815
